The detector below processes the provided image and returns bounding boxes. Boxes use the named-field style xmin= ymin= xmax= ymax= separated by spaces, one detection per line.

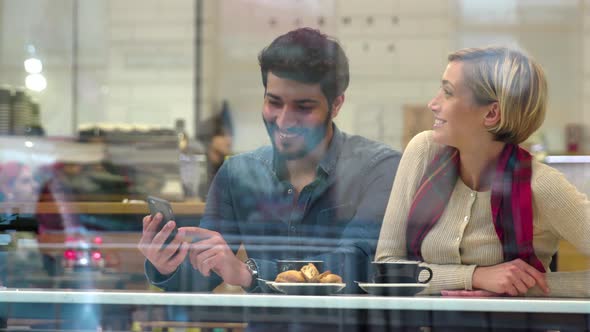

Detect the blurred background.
xmin=0 ymin=0 xmax=588 ymax=152
xmin=0 ymin=0 xmax=589 ymax=330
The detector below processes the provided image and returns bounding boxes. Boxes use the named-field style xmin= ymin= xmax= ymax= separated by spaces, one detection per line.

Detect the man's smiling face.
xmin=262 ymin=72 xmax=336 ymax=160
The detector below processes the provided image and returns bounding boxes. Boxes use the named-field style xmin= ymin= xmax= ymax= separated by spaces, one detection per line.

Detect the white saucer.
xmin=356 ymin=282 xmax=429 ymax=296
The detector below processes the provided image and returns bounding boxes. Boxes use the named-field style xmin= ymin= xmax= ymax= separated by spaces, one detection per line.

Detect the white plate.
xmin=268 ymin=282 xmax=346 ymax=295
xmin=256 ymin=279 xmax=282 ymax=294
xmin=356 ymin=282 xmax=429 ymax=296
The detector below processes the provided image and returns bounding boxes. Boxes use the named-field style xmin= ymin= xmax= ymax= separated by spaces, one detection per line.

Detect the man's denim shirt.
xmin=146 ymin=126 xmax=401 ymax=293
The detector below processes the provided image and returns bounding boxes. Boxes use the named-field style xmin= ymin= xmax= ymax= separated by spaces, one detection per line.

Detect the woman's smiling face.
xmin=428 ymin=61 xmax=492 ymax=149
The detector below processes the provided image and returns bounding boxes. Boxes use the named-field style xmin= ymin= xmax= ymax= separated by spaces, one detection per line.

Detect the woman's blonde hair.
xmin=448 ymin=47 xmax=547 ymax=144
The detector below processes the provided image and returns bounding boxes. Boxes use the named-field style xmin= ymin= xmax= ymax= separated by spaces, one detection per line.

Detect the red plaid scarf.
xmin=406 ymin=144 xmax=545 ymax=272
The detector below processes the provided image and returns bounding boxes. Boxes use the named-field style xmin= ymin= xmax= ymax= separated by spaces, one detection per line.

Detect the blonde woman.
xmin=376 ymin=47 xmax=590 ymax=297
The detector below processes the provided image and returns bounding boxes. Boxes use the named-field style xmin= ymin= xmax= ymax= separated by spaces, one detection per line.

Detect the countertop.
xmin=1 ymin=288 xmax=589 ymax=314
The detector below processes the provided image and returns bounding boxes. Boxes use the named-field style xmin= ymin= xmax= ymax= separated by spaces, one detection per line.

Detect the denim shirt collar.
xmin=271 ymin=124 xmax=343 ymax=179
xmin=318 ymin=125 xmax=343 ymax=175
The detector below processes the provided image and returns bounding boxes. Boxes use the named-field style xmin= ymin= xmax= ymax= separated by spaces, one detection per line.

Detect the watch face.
xmin=246 ymin=259 xmax=258 ymax=276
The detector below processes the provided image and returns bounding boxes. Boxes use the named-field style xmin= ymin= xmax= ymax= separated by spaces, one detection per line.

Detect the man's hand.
xmin=182 ymin=227 xmax=252 ymax=287
xmin=138 ymin=213 xmax=189 ymax=276
xmin=472 ymin=259 xmax=550 ymax=296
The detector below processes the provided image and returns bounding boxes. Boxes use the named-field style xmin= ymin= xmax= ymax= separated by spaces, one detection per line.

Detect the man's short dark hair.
xmin=258 ymin=28 xmax=350 ymax=106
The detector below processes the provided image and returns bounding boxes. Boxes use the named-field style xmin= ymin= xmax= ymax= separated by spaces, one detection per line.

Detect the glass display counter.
xmin=1 ymin=289 xmax=589 ymax=331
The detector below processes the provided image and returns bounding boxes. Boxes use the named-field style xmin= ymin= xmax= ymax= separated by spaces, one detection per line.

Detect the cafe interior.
xmin=1 ymin=0 xmax=590 ymax=331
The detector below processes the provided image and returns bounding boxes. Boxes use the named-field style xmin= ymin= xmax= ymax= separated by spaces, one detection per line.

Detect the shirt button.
xmin=287 ymin=188 xmax=293 ymax=195
xmin=470 ymin=192 xmax=475 ymax=197
xmin=464 ymin=216 xmax=469 ymax=222
xmin=290 ymin=226 xmax=296 ymax=232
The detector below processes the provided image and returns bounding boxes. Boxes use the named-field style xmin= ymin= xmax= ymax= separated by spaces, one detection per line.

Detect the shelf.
xmin=544 ymin=155 xmax=590 ymax=164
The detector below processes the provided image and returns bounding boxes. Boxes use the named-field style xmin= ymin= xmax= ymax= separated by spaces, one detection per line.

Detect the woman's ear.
xmin=483 ymin=102 xmax=500 ymax=127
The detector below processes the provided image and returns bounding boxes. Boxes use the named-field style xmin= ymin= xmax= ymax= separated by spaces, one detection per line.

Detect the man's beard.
xmin=263 ymin=113 xmax=332 ymax=160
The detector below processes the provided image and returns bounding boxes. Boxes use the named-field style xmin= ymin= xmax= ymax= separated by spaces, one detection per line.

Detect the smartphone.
xmin=147 ymin=196 xmax=178 ymax=247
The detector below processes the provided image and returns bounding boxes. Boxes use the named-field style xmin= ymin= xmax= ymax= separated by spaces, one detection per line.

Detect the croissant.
xmin=274 ymin=263 xmax=343 ymax=284
xmin=275 ymin=270 xmax=306 ymax=283
xmin=317 ymin=270 xmax=332 ymax=280
xmin=319 ymin=273 xmax=343 ymax=283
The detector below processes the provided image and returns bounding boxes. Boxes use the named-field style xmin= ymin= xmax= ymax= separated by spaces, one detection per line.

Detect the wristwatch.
xmin=244 ymin=258 xmax=259 ymax=290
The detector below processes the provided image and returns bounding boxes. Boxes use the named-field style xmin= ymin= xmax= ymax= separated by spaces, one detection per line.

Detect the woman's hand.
xmin=472 ymin=259 xmax=550 ymax=296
